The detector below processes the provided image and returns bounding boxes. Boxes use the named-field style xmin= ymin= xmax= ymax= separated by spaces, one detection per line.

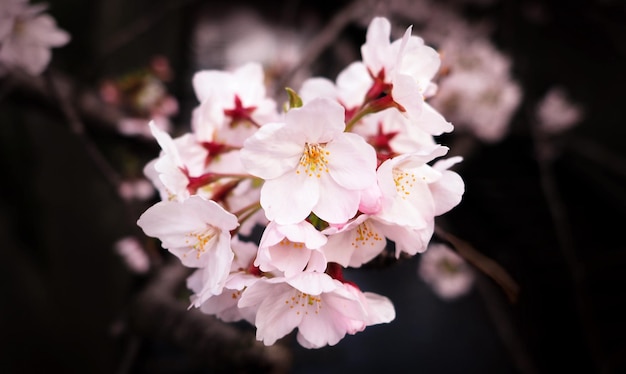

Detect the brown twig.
xmin=45 ymin=70 xmax=124 ymax=190
xmin=564 ymin=148 xmax=626 ymax=209
xmin=565 ymin=135 xmax=626 ymax=179
xmin=530 ymin=114 xmax=604 ymax=372
xmin=434 ymin=224 xmax=520 ymax=303
xmin=43 ymin=69 xmax=163 ymax=266
xmin=97 ymin=0 xmax=199 ymax=58
xmin=475 ymin=275 xmax=538 ymax=374
xmin=274 ymin=0 xmax=379 ymax=96
xmin=9 ymin=68 xmax=127 ymax=132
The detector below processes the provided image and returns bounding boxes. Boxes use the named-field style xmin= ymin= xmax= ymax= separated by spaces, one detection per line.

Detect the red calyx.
xmin=224 ymin=95 xmax=257 ymax=127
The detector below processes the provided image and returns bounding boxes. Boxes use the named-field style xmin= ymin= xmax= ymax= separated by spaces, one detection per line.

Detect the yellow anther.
xmin=297 ymin=143 xmax=330 ymax=178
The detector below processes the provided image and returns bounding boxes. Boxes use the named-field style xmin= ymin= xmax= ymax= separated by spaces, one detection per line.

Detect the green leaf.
xmin=307 ymin=212 xmax=329 ymax=231
xmin=285 ymin=87 xmax=303 ymax=110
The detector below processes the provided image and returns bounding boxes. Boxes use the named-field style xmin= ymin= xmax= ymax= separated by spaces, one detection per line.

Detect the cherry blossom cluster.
xmin=137 ymin=16 xmax=464 ymax=349
xmin=361 ymin=0 xmax=522 ymax=143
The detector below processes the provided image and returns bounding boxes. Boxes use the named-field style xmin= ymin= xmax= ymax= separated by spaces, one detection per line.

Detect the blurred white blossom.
xmin=429 ymin=37 xmax=522 ymax=143
xmin=118 ymin=179 xmax=155 ymax=202
xmin=418 ymin=243 xmax=475 ymax=300
xmin=193 ymin=9 xmax=310 ymax=91
xmin=0 ymin=0 xmax=70 ymax=75
xmin=114 ymin=236 xmax=150 ymax=274
xmin=536 ymin=87 xmax=584 ymax=134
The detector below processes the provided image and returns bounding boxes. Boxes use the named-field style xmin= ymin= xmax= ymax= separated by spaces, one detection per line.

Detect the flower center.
xmin=184 ymin=226 xmax=218 ymax=259
xmin=297 ymin=143 xmax=330 ymax=178
xmin=230 ymin=290 xmax=243 ymax=299
xmin=437 ymin=258 xmax=462 ymax=275
xmin=284 ymin=291 xmax=322 ymax=316
xmin=393 ymin=168 xmax=417 ymax=199
xmin=278 ymin=238 xmax=304 ymax=249
xmin=351 ymin=221 xmax=383 ymax=248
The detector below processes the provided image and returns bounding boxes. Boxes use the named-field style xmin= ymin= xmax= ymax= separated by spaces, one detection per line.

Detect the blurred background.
xmin=1 ymin=0 xmax=625 ymax=373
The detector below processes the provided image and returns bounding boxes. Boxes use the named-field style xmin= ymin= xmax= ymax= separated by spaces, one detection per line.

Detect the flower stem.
xmin=345 ymin=104 xmax=375 ymax=132
xmin=232 ymin=201 xmax=263 ymax=235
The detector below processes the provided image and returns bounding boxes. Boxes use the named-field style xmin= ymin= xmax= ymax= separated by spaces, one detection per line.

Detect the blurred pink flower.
xmin=418 ymin=243 xmax=475 ymax=300
xmin=114 ymin=236 xmax=150 ymax=274
xmin=0 ymin=0 xmax=70 ymax=75
xmin=536 ymin=87 xmax=584 ymax=134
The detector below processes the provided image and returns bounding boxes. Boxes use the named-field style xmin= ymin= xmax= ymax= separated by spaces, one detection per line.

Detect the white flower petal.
xmin=361 ymin=17 xmax=392 ymax=75
xmin=240 ymin=122 xmax=303 ymax=179
xmin=261 ymin=173 xmax=318 ymax=225
xmin=286 ymin=272 xmax=337 ymax=295
xmin=285 ymin=97 xmax=345 ymax=142
xmin=313 ymin=175 xmax=360 ymax=224
xmin=431 ymin=157 xmax=465 ymax=215
xmin=326 ymin=133 xmax=377 ymax=190
xmin=254 ymin=286 xmax=303 ymax=345
xmin=392 ymin=73 xmax=424 ymax=119
xmin=299 ymin=77 xmax=337 ymax=103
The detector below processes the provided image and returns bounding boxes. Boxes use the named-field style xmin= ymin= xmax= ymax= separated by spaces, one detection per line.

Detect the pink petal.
xmin=285 ymin=97 xmax=345 ymax=142
xmin=240 ymin=122 xmax=303 ymax=179
xmin=326 ymin=133 xmax=377 ymax=190
xmin=260 ymin=172 xmax=318 ymax=225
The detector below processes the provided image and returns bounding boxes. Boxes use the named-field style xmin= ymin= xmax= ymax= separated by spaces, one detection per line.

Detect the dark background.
xmin=1 ymin=0 xmax=625 ymax=373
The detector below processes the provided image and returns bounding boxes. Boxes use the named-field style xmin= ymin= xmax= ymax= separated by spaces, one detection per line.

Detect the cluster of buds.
xmin=99 ymin=55 xmax=179 ymax=138
xmin=137 ymin=16 xmax=464 ymax=348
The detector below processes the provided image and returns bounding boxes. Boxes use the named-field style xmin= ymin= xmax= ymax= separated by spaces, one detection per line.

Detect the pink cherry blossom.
xmin=296 ymin=281 xmax=396 ymax=349
xmin=146 ymin=122 xmax=207 ymax=201
xmin=375 ymin=146 xmax=448 ymax=227
xmin=137 ymin=196 xmax=239 ymax=295
xmin=360 ymin=17 xmax=441 ymax=120
xmin=191 ymin=62 xmax=278 ymax=146
xmin=146 ymin=121 xmax=249 ymax=202
xmin=255 ymin=220 xmax=328 ymax=277
xmin=373 ymin=149 xmax=464 ymax=256
xmin=240 ymin=97 xmax=377 ymax=225
xmin=188 ymin=238 xmax=260 ymax=323
xmin=299 ymin=61 xmax=373 ymax=114
xmin=321 ymin=214 xmax=387 ymax=268
xmin=238 ymin=272 xmax=370 ymax=348
xmin=353 ymin=106 xmax=445 ymax=163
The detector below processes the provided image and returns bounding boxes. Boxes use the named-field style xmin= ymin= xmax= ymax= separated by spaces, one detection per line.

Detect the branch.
xmin=45 ymin=70 xmax=123 ymax=190
xmin=565 ymin=135 xmax=626 ymax=179
xmin=129 ymin=260 xmax=292 ymax=373
xmin=274 ymin=0 xmax=379 ymax=96
xmin=97 ymin=0 xmax=200 ymax=58
xmin=475 ymin=275 xmax=538 ymax=374
xmin=530 ymin=115 xmax=604 ymax=371
xmin=40 ymin=69 xmax=163 ymax=264
xmin=434 ymin=224 xmax=520 ymax=303
xmin=7 ymin=68 xmax=126 ymax=132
